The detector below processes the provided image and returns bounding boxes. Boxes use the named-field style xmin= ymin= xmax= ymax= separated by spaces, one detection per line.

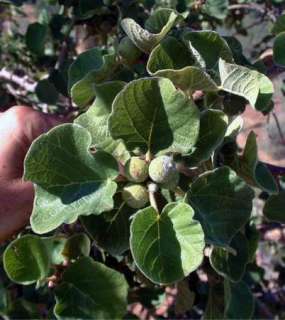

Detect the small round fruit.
xmin=125 ymin=157 xmax=149 ymax=183
xmin=149 ymin=155 xmax=179 ymax=188
xmin=122 ymin=184 xmax=149 ymax=209
xmin=118 ymin=37 xmax=141 ymax=64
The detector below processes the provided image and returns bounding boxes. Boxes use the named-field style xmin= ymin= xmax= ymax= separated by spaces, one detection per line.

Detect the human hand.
xmin=0 ymin=106 xmax=63 ymax=244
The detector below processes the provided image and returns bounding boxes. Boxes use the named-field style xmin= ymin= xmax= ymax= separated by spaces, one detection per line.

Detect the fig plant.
xmin=1 ymin=0 xmax=285 ymax=319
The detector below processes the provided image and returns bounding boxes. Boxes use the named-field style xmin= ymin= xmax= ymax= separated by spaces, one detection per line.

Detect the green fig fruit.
xmin=122 ymin=183 xmax=149 ymax=209
xmin=125 ymin=157 xmax=149 ymax=183
xmin=149 ymin=155 xmax=179 ymax=190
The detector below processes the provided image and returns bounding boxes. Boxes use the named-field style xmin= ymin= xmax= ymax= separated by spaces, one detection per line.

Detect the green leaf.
xmin=224 ymin=281 xmax=254 ymax=319
xmin=183 ymin=31 xmax=233 ymax=69
xmin=24 ymin=124 xmax=118 ymax=234
xmin=71 ymin=53 xmax=118 ymax=107
xmin=26 ymin=22 xmax=48 ymax=55
xmin=62 ymin=233 xmax=91 ymax=259
xmin=204 ymin=283 xmax=224 ymax=320
xmin=36 ymin=79 xmax=59 ymax=105
xmin=210 ymin=232 xmax=249 ymax=282
xmin=219 ymin=59 xmax=274 ymax=111
xmin=3 ymin=235 xmax=51 ymax=285
xmin=175 ymin=280 xmax=195 ymax=316
xmin=54 ymin=257 xmax=128 ymax=319
xmin=109 ymin=77 xmax=200 ymax=154
xmin=272 ymin=14 xmax=285 ymax=34
xmin=188 ymin=166 xmax=254 ymax=247
xmin=147 ymin=37 xmax=218 ymax=91
xmin=121 ymin=9 xmax=184 ymax=53
xmin=263 ymin=191 xmax=285 ymax=223
xmin=74 ymin=81 xmax=130 ymax=163
xmin=185 ymin=109 xmax=228 ymax=166
xmin=81 ymin=200 xmax=133 ymax=256
xmin=68 ymin=48 xmax=103 ymax=91
xmin=273 ymin=32 xmax=285 ymax=66
xmin=203 ymin=0 xmax=229 ymax=19
xmin=130 ymin=202 xmax=205 ymax=284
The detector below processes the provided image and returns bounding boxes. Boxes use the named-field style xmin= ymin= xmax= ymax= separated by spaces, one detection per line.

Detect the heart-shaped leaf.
xmin=219 ymin=59 xmax=274 ymax=111
xmin=74 ymin=81 xmax=130 ymax=163
xmin=210 ymin=232 xmax=249 ymax=282
xmin=263 ymin=191 xmax=285 ymax=223
xmin=188 ymin=166 xmax=254 ymax=247
xmin=109 ymin=77 xmax=200 ymax=154
xmin=130 ymin=202 xmax=205 ymax=284
xmin=54 ymin=257 xmax=128 ymax=319
xmin=183 ymin=31 xmax=233 ymax=69
xmin=121 ymin=9 xmax=184 ymax=53
xmin=24 ymin=124 xmax=118 ymax=234
xmin=185 ymin=109 xmax=228 ymax=166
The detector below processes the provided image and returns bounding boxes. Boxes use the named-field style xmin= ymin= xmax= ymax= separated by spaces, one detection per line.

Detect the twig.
xmin=0 ymin=68 xmax=36 ymax=92
xmin=229 ymin=3 xmax=276 ymax=22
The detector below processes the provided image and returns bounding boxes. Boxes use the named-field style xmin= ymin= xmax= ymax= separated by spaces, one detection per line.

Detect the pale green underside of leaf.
xmin=219 ymin=59 xmax=273 ymax=111
xmin=74 ymin=81 xmax=130 ymax=164
xmin=71 ymin=53 xmax=118 ymax=107
xmin=130 ymin=202 xmax=205 ymax=284
xmin=188 ymin=166 xmax=254 ymax=247
xmin=263 ymin=191 xmax=285 ymax=223
xmin=31 ymin=180 xmax=117 ymax=234
xmin=183 ymin=31 xmax=233 ymax=69
xmin=109 ymin=77 xmax=200 ymax=154
xmin=185 ymin=109 xmax=228 ymax=166
xmin=121 ymin=9 xmax=184 ymax=53
xmin=54 ymin=257 xmax=128 ymax=319
xmin=203 ymin=0 xmax=229 ymax=20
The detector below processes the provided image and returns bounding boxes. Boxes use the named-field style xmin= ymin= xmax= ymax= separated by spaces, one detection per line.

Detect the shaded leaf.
xmin=272 ymin=14 xmax=285 ymax=34
xmin=183 ymin=31 xmax=233 ymax=69
xmin=204 ymin=283 xmax=224 ymax=320
xmin=273 ymin=32 xmax=285 ymax=66
xmin=175 ymin=280 xmax=195 ymax=316
xmin=263 ymin=191 xmax=285 ymax=223
xmin=36 ymin=79 xmax=59 ymax=105
xmin=54 ymin=257 xmax=128 ymax=319
xmin=130 ymin=202 xmax=205 ymax=284
xmin=62 ymin=233 xmax=91 ymax=259
xmin=224 ymin=281 xmax=254 ymax=319
xmin=188 ymin=166 xmax=254 ymax=247
xmin=210 ymin=232 xmax=249 ymax=282
xmin=185 ymin=109 xmax=228 ymax=166
xmin=26 ymin=22 xmax=48 ymax=55
xmin=81 ymin=201 xmax=133 ymax=256
xmin=109 ymin=77 xmax=200 ymax=154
